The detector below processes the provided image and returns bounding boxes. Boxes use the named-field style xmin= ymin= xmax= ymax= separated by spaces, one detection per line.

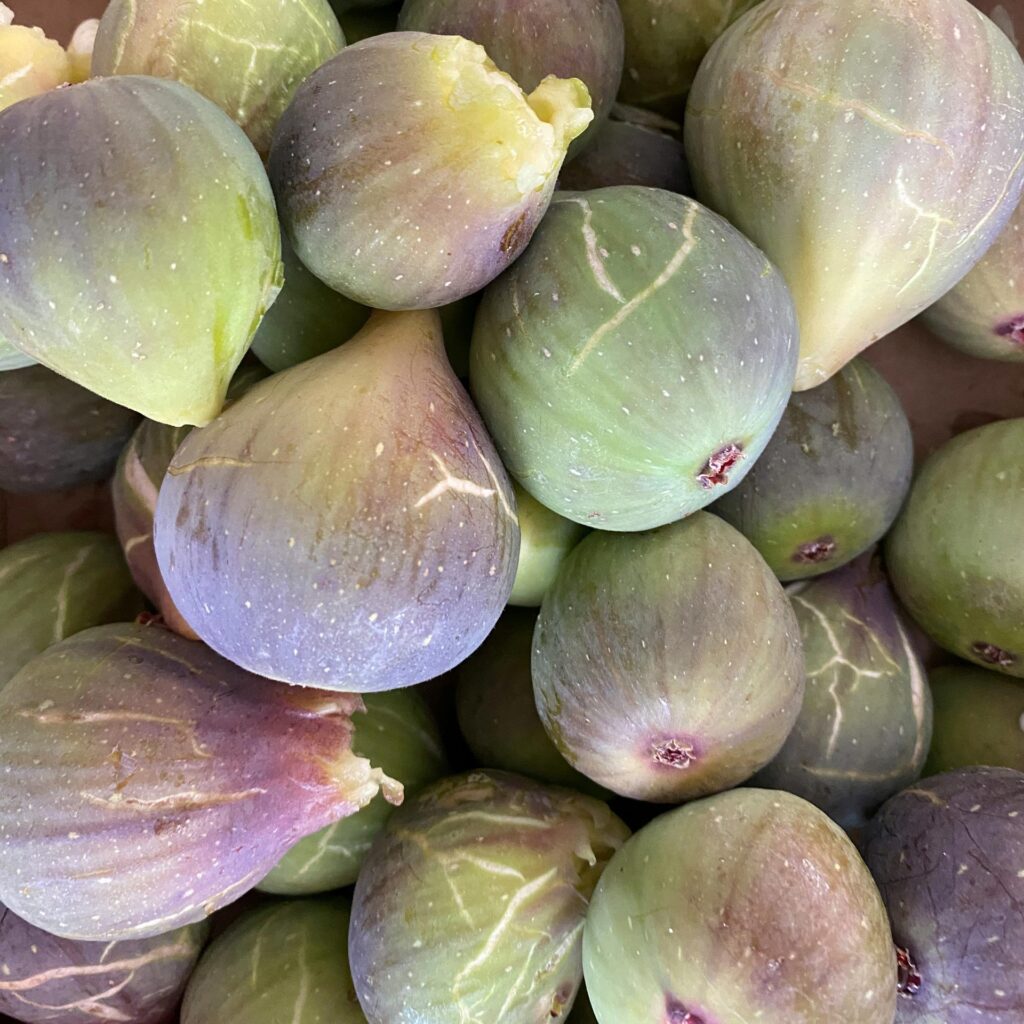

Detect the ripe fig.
xmin=181 ymin=898 xmax=363 ymax=1023
xmin=886 ymin=418 xmax=1024 ymax=677
xmin=0 ymin=6 xmax=70 ymax=112
xmin=584 ymin=788 xmax=897 ymax=1024
xmin=0 ymin=365 xmax=139 ymax=493
xmin=862 ymin=767 xmax=1024 ymax=1023
xmin=713 ymin=358 xmax=913 ymax=580
xmin=0 ymin=76 xmax=282 ymax=427
xmin=470 ymin=186 xmax=797 ymax=532
xmin=0 ymin=623 xmax=400 ymax=940
xmin=686 ymin=0 xmax=1024 ymax=389
xmin=754 ymin=552 xmax=932 ymax=828
xmin=268 ymin=32 xmax=593 ymax=309
xmin=533 ymin=513 xmax=805 ymax=802
xmin=93 ymin=0 xmax=345 ymax=158
xmin=0 ymin=904 xmax=207 ymax=1024
xmin=0 ymin=337 xmax=34 ymax=372
xmin=155 ymin=310 xmax=520 ymax=692
xmin=350 ymin=769 xmax=629 ymax=1024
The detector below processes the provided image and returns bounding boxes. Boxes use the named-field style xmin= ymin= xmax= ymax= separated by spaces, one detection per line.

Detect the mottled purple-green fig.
xmin=509 ymin=482 xmax=587 ymax=607
xmin=0 ymin=337 xmax=34 ymax=372
xmin=558 ymin=104 xmax=691 ymax=193
xmin=269 ymin=33 xmax=593 ymax=310
xmin=0 ymin=76 xmax=282 ymax=427
xmin=618 ymin=0 xmax=762 ymax=112
xmin=470 ymin=186 xmax=797 ymax=532
xmin=0 ymin=623 xmax=400 ymax=941
xmin=0 ymin=532 xmax=144 ymax=689
xmin=397 ymin=0 xmax=623 ymax=155
xmin=713 ymin=358 xmax=914 ymax=580
xmin=686 ymin=0 xmax=1024 ymax=390
xmin=753 ymin=553 xmax=932 ymax=828
xmin=337 ymin=4 xmax=400 ymax=42
xmin=533 ymin=513 xmax=805 ymax=802
xmin=0 ymin=365 xmax=139 ymax=493
xmin=925 ymin=663 xmax=1024 ymax=775
xmin=181 ymin=898 xmax=363 ymax=1023
xmin=350 ymin=770 xmax=629 ymax=1024
xmin=0 ymin=905 xmax=207 ymax=1024
xmin=258 ymin=689 xmax=449 ymax=895
xmin=155 ymin=310 xmax=520 ymax=692
xmin=584 ymin=789 xmax=897 ymax=1024
xmin=862 ymin=767 xmax=1024 ymax=1023
xmin=887 ymin=418 xmax=1024 ymax=677
xmin=0 ymin=7 xmax=71 ymax=112
xmin=455 ymin=609 xmax=608 ymax=797
xmin=93 ymin=0 xmax=345 ymax=159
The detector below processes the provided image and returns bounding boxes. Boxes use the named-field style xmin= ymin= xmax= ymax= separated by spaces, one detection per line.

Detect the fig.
xmin=0 ymin=365 xmax=139 ymax=493
xmin=0 ymin=337 xmax=35 ymax=373
xmin=349 ymin=769 xmax=629 ymax=1024
xmin=754 ymin=553 xmax=932 ymax=828
xmin=584 ymin=789 xmax=897 ymax=1024
xmin=0 ymin=622 xmax=400 ymax=940
xmin=618 ymin=0 xmax=762 ymax=113
xmin=258 ymin=688 xmax=449 ymax=895
xmin=66 ymin=18 xmax=98 ymax=84
xmin=268 ymin=32 xmax=593 ymax=309
xmin=181 ymin=897 xmax=363 ymax=1023
xmin=713 ymin=358 xmax=914 ymax=580
xmin=455 ymin=608 xmax=607 ymax=796
xmin=0 ymin=6 xmax=71 ymax=112
xmin=0 ymin=904 xmax=207 ymax=1024
xmin=925 ymin=663 xmax=1024 ymax=774
xmin=469 ymin=186 xmax=797 ymax=532
xmin=533 ymin=513 xmax=805 ymax=802
xmin=886 ymin=418 xmax=1024 ymax=677
xmin=155 ymin=310 xmax=520 ymax=692
xmin=92 ymin=0 xmax=345 ymax=159
xmin=686 ymin=0 xmax=1024 ymax=390
xmin=0 ymin=532 xmax=143 ymax=689
xmin=558 ymin=104 xmax=691 ymax=194
xmin=0 ymin=76 xmax=282 ymax=427
xmin=862 ymin=767 xmax=1024 ymax=1023
xmin=397 ymin=0 xmax=624 ymax=155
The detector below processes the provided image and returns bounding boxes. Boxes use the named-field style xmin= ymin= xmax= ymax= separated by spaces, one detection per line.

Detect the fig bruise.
xmin=469 ymin=186 xmax=798 ymax=532
xmin=686 ymin=0 xmax=1024 ymax=389
xmin=154 ymin=309 xmax=520 ymax=692
xmin=862 ymin=767 xmax=1024 ymax=1023
xmin=583 ymin=789 xmax=897 ymax=1024
xmin=532 ymin=513 xmax=805 ymax=802
xmin=0 ymin=623 xmax=400 ymax=941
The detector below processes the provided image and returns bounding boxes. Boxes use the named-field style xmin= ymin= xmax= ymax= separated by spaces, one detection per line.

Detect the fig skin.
xmin=93 ymin=0 xmax=345 ymax=159
xmin=686 ymin=0 xmax=1024 ymax=390
xmin=0 ymin=532 xmax=144 ymax=689
xmin=925 ymin=663 xmax=1024 ymax=774
xmin=886 ymin=418 xmax=1024 ymax=677
xmin=0 ymin=623 xmax=400 ymax=941
xmin=713 ymin=358 xmax=914 ymax=581
xmin=584 ymin=788 xmax=897 ymax=1024
xmin=0 ymin=905 xmax=207 ymax=1024
xmin=258 ymin=689 xmax=449 ymax=895
xmin=533 ymin=513 xmax=805 ymax=803
xmin=268 ymin=32 xmax=593 ymax=310
xmin=0 ymin=365 xmax=139 ymax=493
xmin=862 ymin=767 xmax=1024 ymax=1023
xmin=0 ymin=76 xmax=283 ymax=427
xmin=0 ymin=337 xmax=35 ymax=372
xmin=155 ymin=309 xmax=520 ymax=693
xmin=469 ymin=186 xmax=798 ymax=532
xmin=349 ymin=769 xmax=629 ymax=1024
xmin=397 ymin=0 xmax=624 ymax=155
xmin=181 ymin=898 xmax=364 ymax=1024
xmin=754 ymin=552 xmax=932 ymax=829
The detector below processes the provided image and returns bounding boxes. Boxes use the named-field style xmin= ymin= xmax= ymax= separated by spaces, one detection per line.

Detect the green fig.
xmin=470 ymin=186 xmax=798 ymax=532
xmin=686 ymin=0 xmax=1024 ymax=389
xmin=533 ymin=513 xmax=805 ymax=802
xmin=886 ymin=418 xmax=1024 ymax=677
xmin=713 ymin=358 xmax=914 ymax=580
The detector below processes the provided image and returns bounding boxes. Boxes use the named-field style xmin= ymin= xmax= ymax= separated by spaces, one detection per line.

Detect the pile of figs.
xmin=0 ymin=0 xmax=1022 ymax=1021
